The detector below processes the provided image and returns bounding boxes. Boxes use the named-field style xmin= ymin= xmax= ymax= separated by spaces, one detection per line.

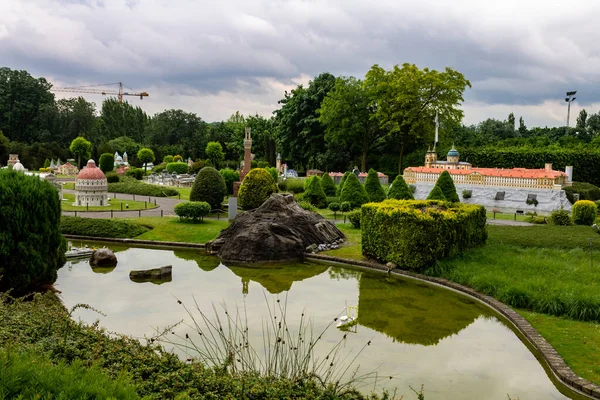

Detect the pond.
xmin=56 ymin=245 xmax=583 ymax=400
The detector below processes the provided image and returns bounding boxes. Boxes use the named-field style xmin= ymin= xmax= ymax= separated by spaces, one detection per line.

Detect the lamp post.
xmin=565 ymin=91 xmax=577 ymax=136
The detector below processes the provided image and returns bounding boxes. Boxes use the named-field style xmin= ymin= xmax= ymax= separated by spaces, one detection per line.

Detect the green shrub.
xmin=257 ymin=160 xmax=270 ymax=168
xmin=166 ymin=162 xmax=189 ymax=175
xmin=190 ymin=167 xmax=227 ymax=209
xmin=108 ymin=180 xmax=179 ymax=197
xmin=362 ymin=200 xmax=487 ymax=271
xmin=105 ymin=171 xmax=120 ymax=183
xmin=364 ymin=168 xmax=386 ymax=203
xmin=303 ymin=176 xmax=327 ymax=208
xmin=321 ymin=172 xmax=337 ymax=196
xmin=572 ymin=200 xmax=598 ymax=225
xmin=426 ymin=185 xmax=446 ymax=200
xmin=190 ymin=160 xmax=206 ymax=174
xmin=39 ymin=167 xmax=50 ymax=172
xmin=174 ymin=201 xmax=211 ymax=222
xmin=152 ymin=164 xmax=165 ymax=174
xmin=125 ymin=167 xmax=144 ymax=180
xmin=280 ymin=178 xmax=304 ymax=194
xmin=337 ymin=172 xmax=351 ymax=196
xmin=98 ymin=153 xmax=114 ymax=174
xmin=0 ymin=349 xmax=141 ymax=400
xmin=206 ymin=142 xmax=225 ymax=168
xmin=434 ymin=171 xmax=460 ymax=202
xmin=530 ymin=216 xmax=547 ymax=224
xmin=297 ymin=200 xmax=316 ymax=212
xmin=462 ymin=190 xmax=472 ymax=199
xmin=0 ymin=170 xmax=66 ymax=293
xmin=549 ymin=208 xmax=573 ymax=226
xmin=266 ymin=166 xmax=278 ymax=183
xmin=326 ymin=196 xmax=340 ymax=206
xmin=387 ymin=175 xmax=414 ymax=200
xmin=60 ymin=216 xmax=150 ymax=238
xmin=347 ymin=210 xmax=361 ymax=229
xmin=163 ymin=155 xmax=174 ymax=164
xmin=238 ymin=168 xmax=279 ymax=210
xmin=173 ymin=155 xmax=183 ymax=162
xmin=329 ymin=202 xmax=340 ymax=219
xmin=339 ymin=173 xmax=369 ymax=209
xmin=220 ymin=168 xmax=240 ymax=195
xmin=340 ymin=201 xmax=352 ymax=212
xmin=564 ymin=181 xmax=600 ymax=204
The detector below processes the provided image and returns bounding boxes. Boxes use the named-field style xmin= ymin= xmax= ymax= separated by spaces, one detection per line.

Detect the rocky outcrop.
xmin=210 ymin=194 xmax=344 ymax=262
xmin=129 ymin=265 xmax=172 ymax=284
xmin=89 ymin=248 xmax=117 ymax=267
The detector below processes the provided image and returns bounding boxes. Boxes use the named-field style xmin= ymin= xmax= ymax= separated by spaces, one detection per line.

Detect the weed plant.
xmin=158 ymin=295 xmax=396 ymax=396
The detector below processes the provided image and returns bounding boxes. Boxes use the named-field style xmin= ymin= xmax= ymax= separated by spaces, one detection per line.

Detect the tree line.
xmin=2 ymin=66 xmax=600 ymax=176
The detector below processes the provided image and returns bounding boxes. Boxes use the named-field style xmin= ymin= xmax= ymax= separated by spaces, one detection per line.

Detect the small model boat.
xmin=337 ymin=305 xmax=358 ymax=329
xmin=65 ymin=242 xmax=95 ymax=259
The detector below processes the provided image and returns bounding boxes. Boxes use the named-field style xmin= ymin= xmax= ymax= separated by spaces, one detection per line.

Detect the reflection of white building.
xmin=75 ymin=160 xmax=108 ymax=206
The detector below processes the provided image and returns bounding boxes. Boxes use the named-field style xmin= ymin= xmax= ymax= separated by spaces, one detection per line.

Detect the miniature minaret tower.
xmin=241 ymin=127 xmax=252 ymax=181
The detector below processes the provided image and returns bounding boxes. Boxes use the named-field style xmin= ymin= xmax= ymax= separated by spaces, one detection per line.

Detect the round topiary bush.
xmin=387 ymin=174 xmax=414 ymax=200
xmin=238 ymin=168 xmax=279 ymax=210
xmin=572 ymin=200 xmax=597 ymax=225
xmin=339 ymin=173 xmax=369 ymax=209
xmin=364 ymin=168 xmax=386 ymax=203
xmin=549 ymin=208 xmax=573 ymax=226
xmin=0 ymin=169 xmax=66 ymax=293
xmin=99 ymin=153 xmax=114 ymax=174
xmin=434 ymin=170 xmax=459 ymax=202
xmin=166 ymin=162 xmax=189 ymax=175
xmin=303 ymin=176 xmax=327 ymax=208
xmin=190 ymin=167 xmax=227 ymax=209
xmin=321 ymin=172 xmax=337 ymax=197
xmin=427 ymin=185 xmax=446 ymax=200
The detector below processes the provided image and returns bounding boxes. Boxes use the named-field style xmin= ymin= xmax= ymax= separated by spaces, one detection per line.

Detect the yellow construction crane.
xmin=51 ymin=82 xmax=149 ymax=103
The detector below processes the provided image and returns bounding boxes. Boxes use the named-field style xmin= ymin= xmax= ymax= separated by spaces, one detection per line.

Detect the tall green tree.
xmin=55 ymin=97 xmax=97 ymax=144
xmin=507 ymin=112 xmax=516 ymax=133
xmin=245 ymin=114 xmax=277 ymax=165
xmin=0 ymin=67 xmax=55 ymax=143
xmin=319 ymin=76 xmax=383 ymax=171
xmin=275 ymin=73 xmax=336 ymax=171
xmin=364 ymin=64 xmax=471 ymax=172
xmin=98 ymin=153 xmax=114 ymax=174
xmin=148 ymin=109 xmax=209 ymax=160
xmin=518 ymin=117 xmax=528 ymax=136
xmin=364 ymin=168 xmax=386 ymax=202
xmin=137 ymin=148 xmax=155 ymax=174
xmin=576 ymin=109 xmax=588 ymax=131
xmin=69 ymin=136 xmax=91 ymax=168
xmin=96 ymin=98 xmax=149 ymax=143
xmin=205 ymin=141 xmax=225 ymax=168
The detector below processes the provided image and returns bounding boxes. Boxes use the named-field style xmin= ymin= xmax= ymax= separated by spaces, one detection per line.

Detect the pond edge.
xmin=306 ymin=253 xmax=600 ymax=400
xmin=62 ymin=234 xmax=205 ymax=250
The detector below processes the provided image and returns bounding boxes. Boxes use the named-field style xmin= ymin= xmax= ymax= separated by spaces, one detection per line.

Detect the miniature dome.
xmin=77 ymin=160 xmax=106 ymax=180
xmin=447 ymin=145 xmax=459 ymax=158
xmin=12 ymin=162 xmax=25 ymax=171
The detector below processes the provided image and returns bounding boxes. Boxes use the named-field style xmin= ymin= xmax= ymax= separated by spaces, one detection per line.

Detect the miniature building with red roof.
xmin=75 ymin=159 xmax=108 ymax=206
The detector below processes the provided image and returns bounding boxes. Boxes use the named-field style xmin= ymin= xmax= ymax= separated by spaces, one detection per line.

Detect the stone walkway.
xmin=61 ymin=189 xmax=185 ymax=218
xmin=486 ymin=218 xmax=533 ymax=226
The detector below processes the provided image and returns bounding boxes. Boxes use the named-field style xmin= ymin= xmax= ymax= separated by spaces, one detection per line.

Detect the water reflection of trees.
xmin=226 ymin=262 xmax=328 ymax=294
xmin=357 ymin=273 xmax=492 ymax=346
xmin=327 ymin=266 xmax=361 ymax=281
xmin=173 ymin=250 xmax=220 ymax=271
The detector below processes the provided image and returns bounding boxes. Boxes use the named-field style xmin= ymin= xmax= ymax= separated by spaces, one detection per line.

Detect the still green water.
xmin=57 ymin=245 xmax=583 ymax=399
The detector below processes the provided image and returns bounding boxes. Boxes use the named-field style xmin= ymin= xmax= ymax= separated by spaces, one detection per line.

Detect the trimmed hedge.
xmin=321 ymin=172 xmax=337 ymax=196
xmin=166 ymin=162 xmax=189 ymax=175
xmin=190 ymin=167 xmax=227 ymax=209
xmin=564 ymin=181 xmax=600 ymax=204
xmin=303 ymin=176 xmax=327 ymax=208
xmin=174 ymin=201 xmax=211 ymax=222
xmin=125 ymin=167 xmax=144 ymax=180
xmin=60 ymin=216 xmax=150 ymax=238
xmin=347 ymin=210 xmax=361 ymax=228
xmin=364 ymin=168 xmax=386 ymax=203
xmin=108 ymin=180 xmax=179 ymax=197
xmin=387 ymin=175 xmax=414 ymax=200
xmin=572 ymin=200 xmax=597 ymax=226
xmin=339 ymin=173 xmax=369 ymax=209
xmin=238 ymin=168 xmax=278 ymax=210
xmin=362 ymin=200 xmax=487 ymax=271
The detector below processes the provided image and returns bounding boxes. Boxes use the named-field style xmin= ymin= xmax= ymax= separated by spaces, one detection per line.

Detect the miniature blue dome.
xmin=447 ymin=145 xmax=459 ymax=158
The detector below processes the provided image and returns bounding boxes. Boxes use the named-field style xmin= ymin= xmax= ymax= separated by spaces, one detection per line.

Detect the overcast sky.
xmin=2 ymin=0 xmax=600 ymax=128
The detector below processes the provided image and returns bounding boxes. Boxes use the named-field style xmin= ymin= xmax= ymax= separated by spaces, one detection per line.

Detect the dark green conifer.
xmin=320 ymin=172 xmax=337 ymax=196
xmin=434 ymin=170 xmax=460 ymax=202
xmin=303 ymin=176 xmax=327 ymax=208
xmin=387 ymin=174 xmax=414 ymax=200
xmin=336 ymin=171 xmax=352 ymax=196
xmin=364 ymin=168 xmax=386 ymax=202
xmin=427 ymin=185 xmax=446 ymax=200
xmin=340 ymin=173 xmax=370 ymax=209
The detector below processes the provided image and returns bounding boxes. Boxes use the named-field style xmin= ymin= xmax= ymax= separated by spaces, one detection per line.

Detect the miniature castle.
xmin=403 ymin=145 xmax=573 ymax=214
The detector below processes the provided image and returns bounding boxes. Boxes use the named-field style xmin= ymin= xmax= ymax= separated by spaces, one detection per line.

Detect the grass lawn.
xmin=60 ymin=193 xmax=157 ymax=212
xmin=131 ymin=216 xmax=228 ymax=243
xmin=62 ymin=182 xmax=75 ymax=190
xmin=322 ymin=223 xmax=362 ymax=259
xmin=486 ymin=211 xmax=531 ymax=222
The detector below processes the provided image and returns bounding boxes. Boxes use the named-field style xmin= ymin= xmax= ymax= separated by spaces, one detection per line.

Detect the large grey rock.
xmin=211 ymin=194 xmax=344 ymax=262
xmin=89 ymin=248 xmax=117 ymax=267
